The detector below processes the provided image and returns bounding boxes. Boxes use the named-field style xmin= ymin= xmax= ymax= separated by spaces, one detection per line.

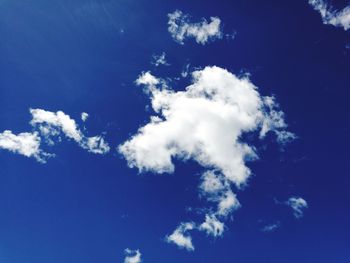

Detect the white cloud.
xmin=309 ymin=0 xmax=350 ymax=30
xmin=124 ymin=249 xmax=142 ymax=263
xmin=151 ymin=52 xmax=169 ymax=67
xmin=199 ymin=171 xmax=240 ymax=217
xmin=81 ymin=112 xmax=89 ymax=122
xmin=261 ymin=222 xmax=280 ymax=232
xmin=30 ymin=108 xmax=82 ymax=141
xmin=30 ymin=109 xmax=110 ymax=154
xmin=85 ymin=136 xmax=110 ymax=154
xmin=286 ymin=197 xmax=308 ymax=219
xmin=135 ymin=71 xmax=160 ymax=87
xmin=181 ymin=63 xmax=191 ymax=78
xmin=0 ymin=130 xmax=50 ymax=162
xmin=119 ymin=66 xmax=294 ymax=249
xmin=217 ymin=190 xmax=240 ymax=217
xmin=199 ymin=170 xmax=227 ymax=194
xmin=199 ymin=214 xmax=225 ymax=237
xmin=166 ymin=222 xmax=195 ymax=251
xmin=0 ymin=109 xmax=110 ymax=162
xmin=168 ymin=10 xmax=223 ymax=45
xmin=120 ymin=66 xmax=291 ymax=186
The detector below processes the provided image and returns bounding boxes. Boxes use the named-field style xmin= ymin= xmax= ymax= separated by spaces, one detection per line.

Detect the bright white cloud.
xmin=119 ymin=66 xmax=294 ymax=250
xmin=135 ymin=71 xmax=160 ymax=87
xmin=166 ymin=222 xmax=195 ymax=251
xmin=199 ymin=214 xmax=225 ymax=237
xmin=168 ymin=10 xmax=223 ymax=45
xmin=286 ymin=197 xmax=308 ymax=219
xmin=309 ymin=0 xmax=350 ymax=30
xmin=81 ymin=112 xmax=89 ymax=122
xmin=0 ymin=130 xmax=50 ymax=162
xmin=124 ymin=248 xmax=142 ymax=263
xmin=30 ymin=109 xmax=110 ymax=154
xmin=120 ymin=66 xmax=291 ymax=186
xmin=151 ymin=52 xmax=169 ymax=67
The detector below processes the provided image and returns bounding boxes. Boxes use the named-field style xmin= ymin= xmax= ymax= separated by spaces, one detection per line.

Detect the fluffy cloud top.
xmin=309 ymin=0 xmax=350 ymax=30
xmin=286 ymin=197 xmax=308 ymax=219
xmin=119 ymin=66 xmax=294 ymax=250
xmin=168 ymin=10 xmax=222 ymax=45
xmin=124 ymin=249 xmax=142 ymax=263
xmin=0 ymin=130 xmax=49 ymax=162
xmin=120 ymin=66 xmax=290 ymax=186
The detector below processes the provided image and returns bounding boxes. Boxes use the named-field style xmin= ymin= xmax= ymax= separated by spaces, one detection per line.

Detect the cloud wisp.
xmin=124 ymin=249 xmax=142 ymax=263
xmin=0 ymin=109 xmax=110 ymax=162
xmin=119 ymin=66 xmax=295 ymax=250
xmin=151 ymin=52 xmax=169 ymax=67
xmin=309 ymin=0 xmax=350 ymax=30
xmin=286 ymin=197 xmax=308 ymax=219
xmin=168 ymin=10 xmax=223 ymax=45
xmin=30 ymin=109 xmax=110 ymax=154
xmin=261 ymin=222 xmax=281 ymax=232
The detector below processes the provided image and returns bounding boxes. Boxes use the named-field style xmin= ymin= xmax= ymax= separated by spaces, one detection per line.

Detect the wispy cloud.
xmin=309 ymin=0 xmax=350 ymax=30
xmin=0 ymin=109 xmax=109 ymax=162
xmin=167 ymin=10 xmax=223 ymax=45
xmin=30 ymin=109 xmax=110 ymax=154
xmin=261 ymin=222 xmax=281 ymax=232
xmin=151 ymin=52 xmax=169 ymax=67
xmin=286 ymin=197 xmax=308 ymax=219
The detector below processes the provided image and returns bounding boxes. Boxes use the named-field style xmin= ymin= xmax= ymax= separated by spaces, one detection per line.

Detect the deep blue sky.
xmin=0 ymin=0 xmax=349 ymax=262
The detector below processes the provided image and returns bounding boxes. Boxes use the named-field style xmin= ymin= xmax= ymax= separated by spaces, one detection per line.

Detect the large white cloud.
xmin=168 ymin=10 xmax=223 ymax=45
xmin=0 ymin=130 xmax=50 ymax=162
xmin=124 ymin=248 xmax=142 ymax=263
xmin=119 ymin=66 xmax=294 ymax=250
xmin=309 ymin=0 xmax=350 ymax=30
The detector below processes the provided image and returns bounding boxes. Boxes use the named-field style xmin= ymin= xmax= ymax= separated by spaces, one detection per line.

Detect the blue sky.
xmin=0 ymin=0 xmax=349 ymax=262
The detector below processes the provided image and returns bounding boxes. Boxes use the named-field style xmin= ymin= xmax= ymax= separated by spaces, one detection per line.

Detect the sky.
xmin=0 ymin=0 xmax=349 ymax=262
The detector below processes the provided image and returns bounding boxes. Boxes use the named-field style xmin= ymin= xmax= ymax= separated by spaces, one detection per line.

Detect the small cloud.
xmin=181 ymin=63 xmax=191 ymax=78
xmin=286 ymin=197 xmax=308 ymax=219
xmin=167 ymin=10 xmax=223 ymax=45
xmin=166 ymin=222 xmax=195 ymax=251
xmin=309 ymin=0 xmax=350 ymax=30
xmin=151 ymin=52 xmax=170 ymax=67
xmin=261 ymin=222 xmax=281 ymax=232
xmin=81 ymin=112 xmax=89 ymax=122
xmin=135 ymin=71 xmax=160 ymax=87
xmin=0 ymin=130 xmax=52 ymax=163
xmin=124 ymin=248 xmax=142 ymax=263
xmin=199 ymin=214 xmax=225 ymax=237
